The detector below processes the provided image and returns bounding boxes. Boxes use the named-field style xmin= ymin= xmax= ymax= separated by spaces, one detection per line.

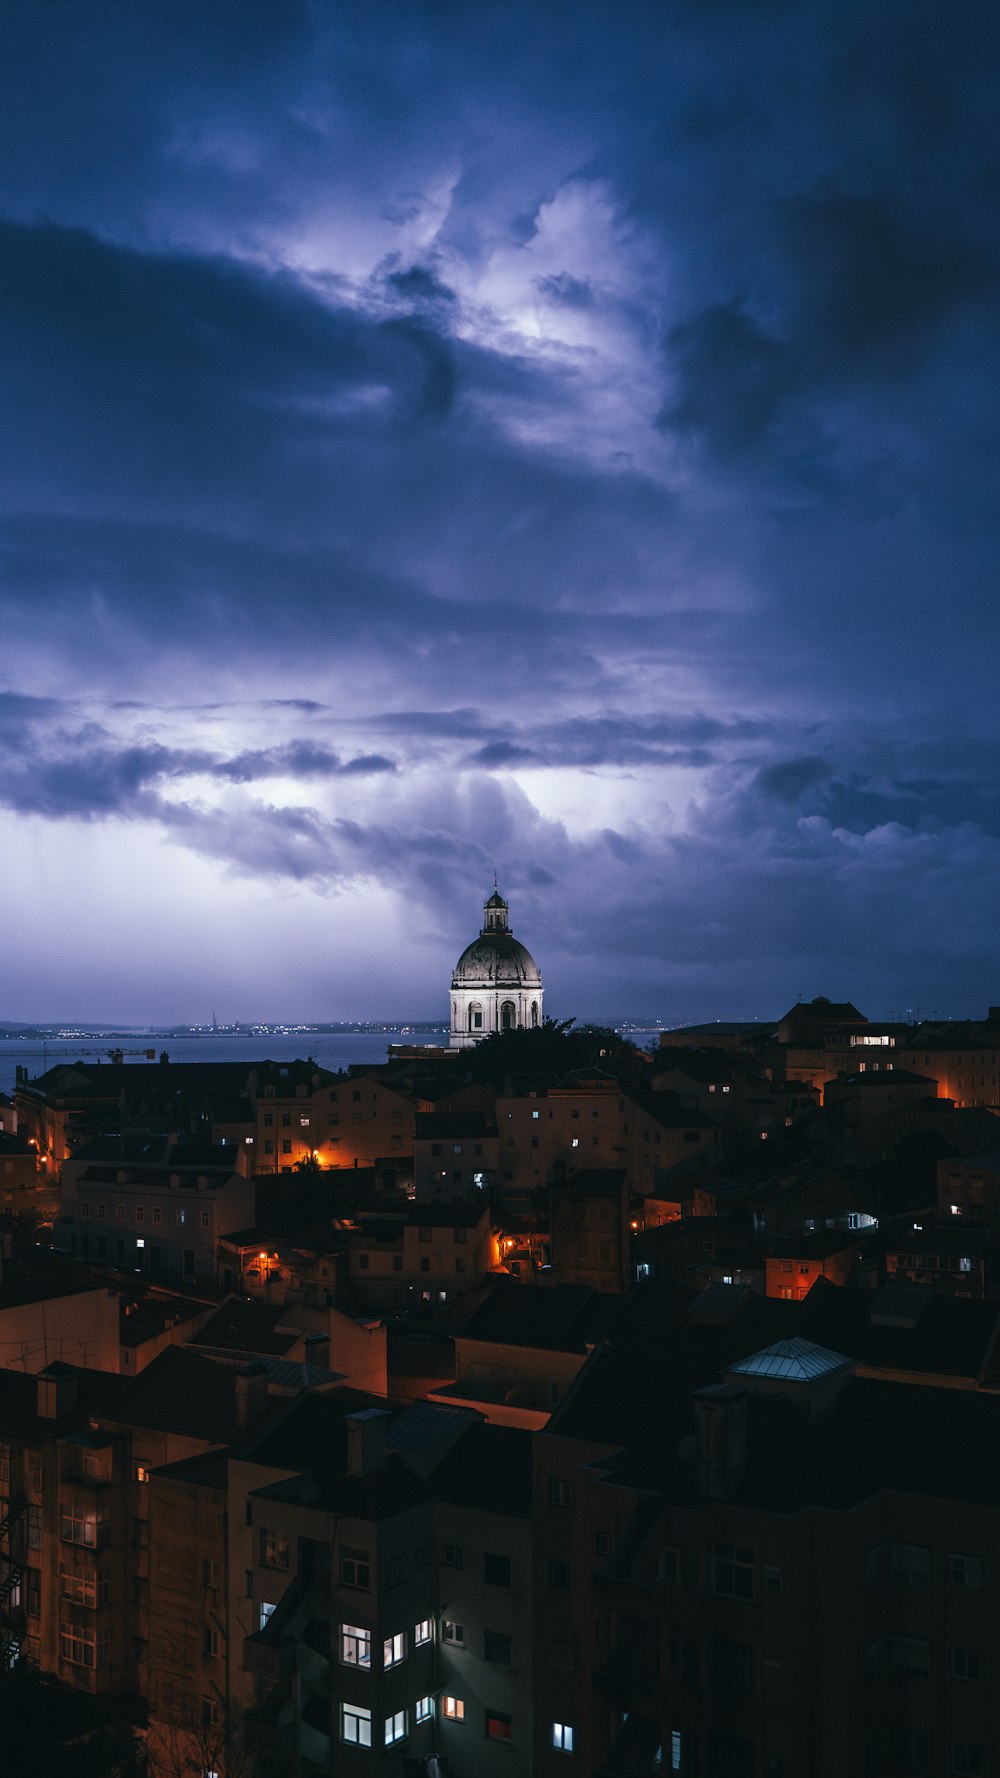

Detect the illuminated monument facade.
xmin=449 ymin=886 xmax=543 ymax=1048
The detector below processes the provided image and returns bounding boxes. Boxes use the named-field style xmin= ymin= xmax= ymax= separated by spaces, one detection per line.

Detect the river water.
xmin=0 ymin=1030 xmax=448 ymax=1098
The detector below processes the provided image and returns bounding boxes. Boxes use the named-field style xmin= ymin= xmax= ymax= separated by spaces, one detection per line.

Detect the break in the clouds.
xmin=1 ymin=1 xmax=999 ymax=1022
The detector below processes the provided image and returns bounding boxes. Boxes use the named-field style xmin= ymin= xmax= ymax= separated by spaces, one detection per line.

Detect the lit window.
xmin=260 ymin=1530 xmax=289 ymax=1570
xmin=552 ymin=1722 xmax=574 ymax=1752
xmin=341 ymin=1625 xmax=371 ymax=1669
xmin=259 ymin=1603 xmax=275 ymax=1631
xmin=134 ymin=1462 xmax=150 ymax=1484
xmin=384 ymin=1709 xmax=407 ymax=1746
xmin=414 ymin=1618 xmax=432 ymax=1646
xmin=383 ymin=1631 xmax=406 ymax=1668
xmin=135 ymin=1237 xmax=145 ymax=1249
xmin=442 ymin=1696 xmax=464 ymax=1722
xmin=341 ymin=1703 xmax=372 ymax=1747
xmin=486 ymin=1710 xmax=512 ymax=1742
xmin=415 ymin=1696 xmax=433 ymax=1723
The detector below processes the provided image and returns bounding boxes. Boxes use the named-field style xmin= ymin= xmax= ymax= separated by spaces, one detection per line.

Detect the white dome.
xmin=449 ymin=887 xmax=544 ymax=1047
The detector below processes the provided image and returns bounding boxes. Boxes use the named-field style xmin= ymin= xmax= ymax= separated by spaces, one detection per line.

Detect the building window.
xmin=486 ymin=1710 xmax=512 ymax=1742
xmin=953 ymin=1745 xmax=985 ymax=1776
xmin=712 ymin=1543 xmax=755 ymax=1601
xmin=442 ymin=1543 xmax=463 ymax=1569
xmin=341 ymin=1549 xmax=370 ymax=1589
xmin=484 ymin=1631 xmax=512 ymax=1664
xmin=341 ymin=1703 xmax=372 ymax=1747
xmin=549 ymin=1479 xmax=574 ymax=1508
xmin=281 ymin=1140 xmax=291 ymax=1155
xmin=890 ymin=1635 xmax=930 ymax=1678
xmin=890 ymin=1542 xmax=930 ymax=1588
xmin=442 ymin=1696 xmax=464 ymax=1722
xmin=763 ymin=1565 xmax=782 ymax=1593
xmin=416 ymin=1696 xmax=433 ymax=1724
xmin=60 ymin=1626 xmax=98 ymax=1668
xmin=201 ymin=1699 xmax=219 ymax=1729
xmin=151 ymin=1206 xmax=161 ymax=1223
xmin=953 ymin=1647 xmax=983 ymax=1682
xmin=384 ymin=1710 xmax=407 ymax=1746
xmin=202 ymin=1559 xmax=219 ymax=1588
xmin=260 ymin=1530 xmax=290 ymax=1569
xmin=713 ymin=1735 xmax=755 ymax=1778
xmin=950 ymin=1553 xmax=983 ymax=1588
xmin=176 ymin=1209 xmax=186 ymax=1226
xmin=383 ymin=1631 xmax=406 ymax=1668
xmin=896 ymin=1729 xmax=929 ymax=1772
xmin=60 ymin=1509 xmax=101 ymax=1548
xmin=442 ymin=1621 xmax=464 ymax=1645
xmin=200 ymin=1209 xmax=210 ymax=1229
xmin=134 ymin=1462 xmax=150 ymax=1484
xmin=549 ymin=1559 xmax=572 ymax=1590
xmin=383 ymin=1553 xmax=406 ymax=1589
xmin=712 ymin=1637 xmax=754 ymax=1695
xmin=552 ymin=1722 xmax=574 ymax=1753
xmin=135 ymin=1205 xmax=144 ymax=1223
xmin=341 ymin=1624 xmax=371 ymax=1668
xmin=203 ymin=1628 xmax=220 ymax=1659
xmin=60 ymin=1569 xmax=100 ymax=1608
xmin=414 ymin=1618 xmax=432 ymax=1645
xmin=484 ymin=1552 xmax=511 ymax=1587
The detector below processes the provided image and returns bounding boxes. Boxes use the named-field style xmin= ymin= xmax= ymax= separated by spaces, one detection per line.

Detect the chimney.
xmin=693 ymin=1384 xmax=747 ymax=1501
xmin=304 ymin=1332 xmax=330 ymax=1370
xmin=345 ymin=1409 xmax=390 ymax=1477
xmin=235 ymin=1362 xmax=269 ymax=1428
xmin=37 ymin=1364 xmax=79 ymax=1421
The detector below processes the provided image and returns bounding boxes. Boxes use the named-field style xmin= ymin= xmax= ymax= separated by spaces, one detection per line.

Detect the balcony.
xmin=594 ymin=1713 xmax=663 ymax=1778
xmin=594 ymin=1615 xmax=660 ymax=1716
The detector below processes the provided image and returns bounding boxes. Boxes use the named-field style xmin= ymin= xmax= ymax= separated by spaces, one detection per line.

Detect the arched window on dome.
xmin=531 ymin=1000 xmax=539 ymax=1028
xmin=468 ymin=1002 xmax=484 ymax=1033
xmin=500 ymin=1000 xmax=516 ymax=1033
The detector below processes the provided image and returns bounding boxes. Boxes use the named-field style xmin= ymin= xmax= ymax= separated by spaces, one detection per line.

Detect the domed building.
xmin=449 ymin=887 xmax=543 ymax=1048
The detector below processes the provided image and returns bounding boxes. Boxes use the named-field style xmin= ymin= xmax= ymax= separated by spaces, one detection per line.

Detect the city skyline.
xmin=2 ymin=3 xmax=1000 ymax=1023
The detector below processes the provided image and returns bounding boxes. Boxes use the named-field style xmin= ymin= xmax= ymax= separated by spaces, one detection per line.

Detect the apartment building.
xmin=531 ymin=1278 xmax=1000 ymax=1778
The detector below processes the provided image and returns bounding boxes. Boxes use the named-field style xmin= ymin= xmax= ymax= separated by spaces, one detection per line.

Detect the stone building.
xmin=450 ymin=887 xmax=543 ymax=1049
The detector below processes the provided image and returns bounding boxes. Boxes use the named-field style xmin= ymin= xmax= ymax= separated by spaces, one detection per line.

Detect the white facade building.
xmin=450 ymin=888 xmax=543 ymax=1049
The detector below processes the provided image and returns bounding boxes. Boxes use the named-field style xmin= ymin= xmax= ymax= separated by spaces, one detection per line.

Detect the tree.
xmin=464 ymin=1017 xmax=652 ymax=1088
xmin=0 ymin=1669 xmax=147 ymax=1778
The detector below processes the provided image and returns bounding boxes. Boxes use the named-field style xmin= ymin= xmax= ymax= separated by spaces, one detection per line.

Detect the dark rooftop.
xmin=461 ymin=1279 xmax=623 ymax=1353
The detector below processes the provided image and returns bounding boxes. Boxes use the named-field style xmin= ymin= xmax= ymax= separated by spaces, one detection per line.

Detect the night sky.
xmin=2 ymin=2 xmax=999 ymax=1025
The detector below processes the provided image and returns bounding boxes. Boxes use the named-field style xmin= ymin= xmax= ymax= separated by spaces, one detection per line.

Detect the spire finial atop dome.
xmin=482 ymin=883 xmax=509 ymax=932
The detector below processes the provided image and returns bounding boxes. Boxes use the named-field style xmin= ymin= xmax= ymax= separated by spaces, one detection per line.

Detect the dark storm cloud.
xmin=1 ymin=0 xmax=1000 ymax=1018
